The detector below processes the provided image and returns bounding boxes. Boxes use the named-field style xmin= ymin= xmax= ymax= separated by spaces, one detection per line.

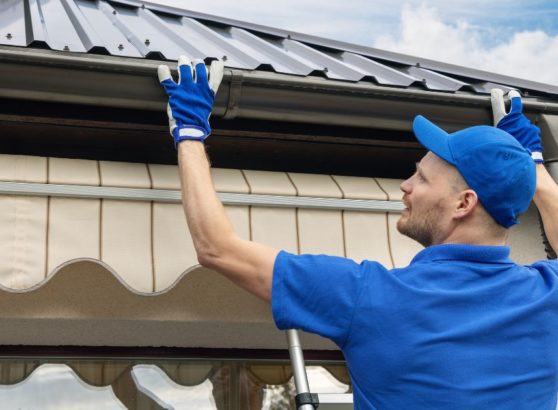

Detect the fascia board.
xmin=1 ymin=46 xmax=558 ymax=133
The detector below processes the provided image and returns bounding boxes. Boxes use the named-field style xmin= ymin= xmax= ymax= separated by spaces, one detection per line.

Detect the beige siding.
xmin=47 ymin=158 xmax=101 ymax=272
xmin=0 ymin=196 xmax=48 ymax=288
xmin=333 ymin=175 xmax=392 ymax=266
xmin=0 ymin=154 xmax=548 ymax=292
xmin=100 ymin=162 xmax=153 ymax=292
xmin=150 ymin=164 xmax=196 ymax=291
xmin=49 ymin=158 xmax=99 ymax=186
xmin=287 ymin=172 xmax=342 ymax=198
xmin=48 ymin=198 xmax=100 ymax=271
xmin=244 ymin=169 xmax=298 ymax=253
xmin=0 ymin=154 xmax=47 ymax=183
xmin=0 ymin=155 xmax=48 ymax=288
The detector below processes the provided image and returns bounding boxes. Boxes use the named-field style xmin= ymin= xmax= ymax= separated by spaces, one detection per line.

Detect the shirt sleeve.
xmin=272 ymin=250 xmax=371 ymax=348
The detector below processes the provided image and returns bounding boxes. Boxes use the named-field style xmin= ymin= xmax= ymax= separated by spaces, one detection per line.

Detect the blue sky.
xmin=149 ymin=0 xmax=558 ymax=85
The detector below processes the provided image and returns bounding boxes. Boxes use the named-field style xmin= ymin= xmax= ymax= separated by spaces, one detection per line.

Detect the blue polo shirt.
xmin=272 ymin=244 xmax=558 ymax=410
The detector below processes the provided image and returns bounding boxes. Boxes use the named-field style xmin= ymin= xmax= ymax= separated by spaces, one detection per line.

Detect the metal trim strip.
xmin=0 ymin=181 xmax=404 ymax=213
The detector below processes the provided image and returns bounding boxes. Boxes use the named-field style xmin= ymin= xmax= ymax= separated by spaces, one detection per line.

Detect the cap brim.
xmin=413 ymin=115 xmax=454 ymax=164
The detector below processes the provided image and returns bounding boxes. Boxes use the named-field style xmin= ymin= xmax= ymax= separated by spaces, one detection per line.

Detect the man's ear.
xmin=454 ymin=189 xmax=479 ymax=220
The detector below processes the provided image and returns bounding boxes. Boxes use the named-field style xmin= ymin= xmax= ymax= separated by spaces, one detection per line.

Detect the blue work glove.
xmin=158 ymin=56 xmax=224 ymax=147
xmin=491 ymin=89 xmax=544 ymax=163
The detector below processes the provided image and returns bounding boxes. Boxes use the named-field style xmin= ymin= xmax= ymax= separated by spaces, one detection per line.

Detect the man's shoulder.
xmin=529 ymin=258 xmax=558 ymax=272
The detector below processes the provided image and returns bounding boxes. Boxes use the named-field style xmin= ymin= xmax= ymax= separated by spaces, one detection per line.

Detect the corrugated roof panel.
xmin=0 ymin=1 xmax=27 ymax=47
xmin=339 ymin=53 xmax=417 ymax=86
xmin=218 ymin=27 xmax=316 ymax=75
xmin=283 ymin=39 xmax=365 ymax=81
xmin=135 ymin=9 xmax=206 ymax=59
xmin=0 ymin=0 xmax=555 ymax=97
xmin=59 ymin=0 xmax=104 ymax=51
xmin=102 ymin=3 xmax=152 ymax=56
xmin=30 ymin=0 xmax=87 ymax=51
xmin=75 ymin=0 xmax=142 ymax=56
xmin=401 ymin=66 xmax=469 ymax=91
xmin=26 ymin=0 xmax=47 ymax=44
xmin=153 ymin=15 xmax=260 ymax=68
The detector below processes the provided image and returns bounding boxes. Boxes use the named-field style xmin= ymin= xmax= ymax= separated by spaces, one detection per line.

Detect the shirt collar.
xmin=411 ymin=243 xmax=512 ymax=265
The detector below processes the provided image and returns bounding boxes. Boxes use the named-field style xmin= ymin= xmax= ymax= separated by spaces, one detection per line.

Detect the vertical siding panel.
xmin=149 ymin=164 xmax=197 ymax=291
xmin=243 ymin=170 xmax=298 ymax=253
xmin=297 ymin=209 xmax=345 ymax=256
xmin=0 ymin=155 xmax=47 ymax=288
xmin=0 ymin=197 xmax=48 ymax=288
xmin=48 ymin=158 xmax=100 ymax=271
xmin=288 ymin=173 xmax=344 ymax=256
xmin=343 ymin=212 xmax=392 ymax=266
xmin=99 ymin=162 xmax=153 ymax=292
xmin=332 ymin=175 xmax=392 ymax=266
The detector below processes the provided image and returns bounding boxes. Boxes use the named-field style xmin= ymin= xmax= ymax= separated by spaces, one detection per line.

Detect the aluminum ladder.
xmin=287 ymin=329 xmax=354 ymax=409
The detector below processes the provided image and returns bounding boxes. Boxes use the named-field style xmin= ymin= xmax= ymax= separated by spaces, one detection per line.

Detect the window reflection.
xmin=131 ymin=364 xmax=217 ymax=410
xmin=306 ymin=366 xmax=350 ymax=393
xmin=0 ymin=364 xmax=125 ymax=409
xmin=0 ymin=358 xmax=350 ymax=410
xmin=261 ymin=366 xmax=350 ymax=409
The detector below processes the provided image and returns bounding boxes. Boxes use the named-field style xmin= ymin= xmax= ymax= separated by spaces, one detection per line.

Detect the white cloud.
xmin=374 ymin=4 xmax=558 ymax=86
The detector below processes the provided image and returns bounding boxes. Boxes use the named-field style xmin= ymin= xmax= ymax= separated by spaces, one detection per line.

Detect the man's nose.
xmin=400 ymin=178 xmax=411 ymax=194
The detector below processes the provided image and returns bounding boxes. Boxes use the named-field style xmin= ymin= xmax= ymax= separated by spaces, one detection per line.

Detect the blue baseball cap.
xmin=412 ymin=115 xmax=536 ymax=228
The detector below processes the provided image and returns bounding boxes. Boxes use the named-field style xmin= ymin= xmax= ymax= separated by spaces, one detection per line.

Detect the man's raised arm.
xmin=492 ymin=89 xmax=558 ymax=254
xmin=158 ymin=57 xmax=280 ymax=301
xmin=533 ymin=165 xmax=558 ymax=254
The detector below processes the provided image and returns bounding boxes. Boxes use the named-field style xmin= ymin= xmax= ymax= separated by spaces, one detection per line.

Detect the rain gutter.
xmin=0 ymin=45 xmax=557 ymax=165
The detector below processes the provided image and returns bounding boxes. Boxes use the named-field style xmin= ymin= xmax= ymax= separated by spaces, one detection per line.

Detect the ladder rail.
xmin=287 ymin=329 xmax=317 ymax=410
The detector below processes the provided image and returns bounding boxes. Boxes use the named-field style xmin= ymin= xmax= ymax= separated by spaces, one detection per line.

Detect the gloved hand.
xmin=158 ymin=56 xmax=224 ymax=147
xmin=490 ymin=88 xmax=544 ymax=163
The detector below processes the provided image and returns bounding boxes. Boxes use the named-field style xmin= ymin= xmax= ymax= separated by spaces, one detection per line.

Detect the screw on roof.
xmin=63 ymin=45 xmax=70 ymax=51
xmin=141 ymin=4 xmax=146 ymax=8
xmin=222 ymin=55 xmax=228 ymax=61
xmin=145 ymin=39 xmax=150 ymax=45
xmin=118 ymin=44 xmax=124 ymax=50
xmin=324 ymin=67 xmax=329 ymax=72
xmin=6 ymin=33 xmax=12 ymax=40
xmin=112 ymin=10 xmax=117 ymax=15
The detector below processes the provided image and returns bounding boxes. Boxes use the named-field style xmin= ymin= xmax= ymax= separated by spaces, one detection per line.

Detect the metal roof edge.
xmin=109 ymin=0 xmax=558 ymax=96
xmin=1 ymin=45 xmax=558 ymax=133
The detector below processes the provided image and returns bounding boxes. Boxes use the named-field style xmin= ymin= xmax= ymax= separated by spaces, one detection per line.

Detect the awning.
xmin=0 ymin=154 xmax=546 ymax=349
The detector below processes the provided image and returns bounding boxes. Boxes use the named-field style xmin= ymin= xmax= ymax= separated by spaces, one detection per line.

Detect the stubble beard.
xmin=397 ymin=204 xmax=443 ymax=248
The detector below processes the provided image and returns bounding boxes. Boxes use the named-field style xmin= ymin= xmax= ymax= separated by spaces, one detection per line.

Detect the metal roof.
xmin=2 ymin=0 xmax=558 ymax=97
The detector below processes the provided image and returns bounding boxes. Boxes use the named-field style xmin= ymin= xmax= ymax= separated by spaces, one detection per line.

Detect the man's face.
xmin=397 ymin=152 xmax=459 ymax=247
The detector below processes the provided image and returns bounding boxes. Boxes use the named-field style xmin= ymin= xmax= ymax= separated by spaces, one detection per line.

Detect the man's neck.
xmin=436 ymin=224 xmax=508 ymax=247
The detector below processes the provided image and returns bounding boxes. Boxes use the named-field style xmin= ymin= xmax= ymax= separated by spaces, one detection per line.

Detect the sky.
xmin=147 ymin=0 xmax=558 ymax=86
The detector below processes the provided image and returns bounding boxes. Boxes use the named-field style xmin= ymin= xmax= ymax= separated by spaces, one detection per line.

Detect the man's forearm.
xmin=534 ymin=164 xmax=558 ymax=254
xmin=178 ymin=141 xmax=236 ymax=260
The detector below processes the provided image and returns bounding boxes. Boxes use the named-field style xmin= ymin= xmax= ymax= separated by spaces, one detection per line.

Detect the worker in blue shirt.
xmin=158 ymin=57 xmax=558 ymax=410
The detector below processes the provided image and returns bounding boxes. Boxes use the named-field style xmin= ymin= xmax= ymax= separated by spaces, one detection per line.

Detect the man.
xmin=158 ymin=57 xmax=558 ymax=409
